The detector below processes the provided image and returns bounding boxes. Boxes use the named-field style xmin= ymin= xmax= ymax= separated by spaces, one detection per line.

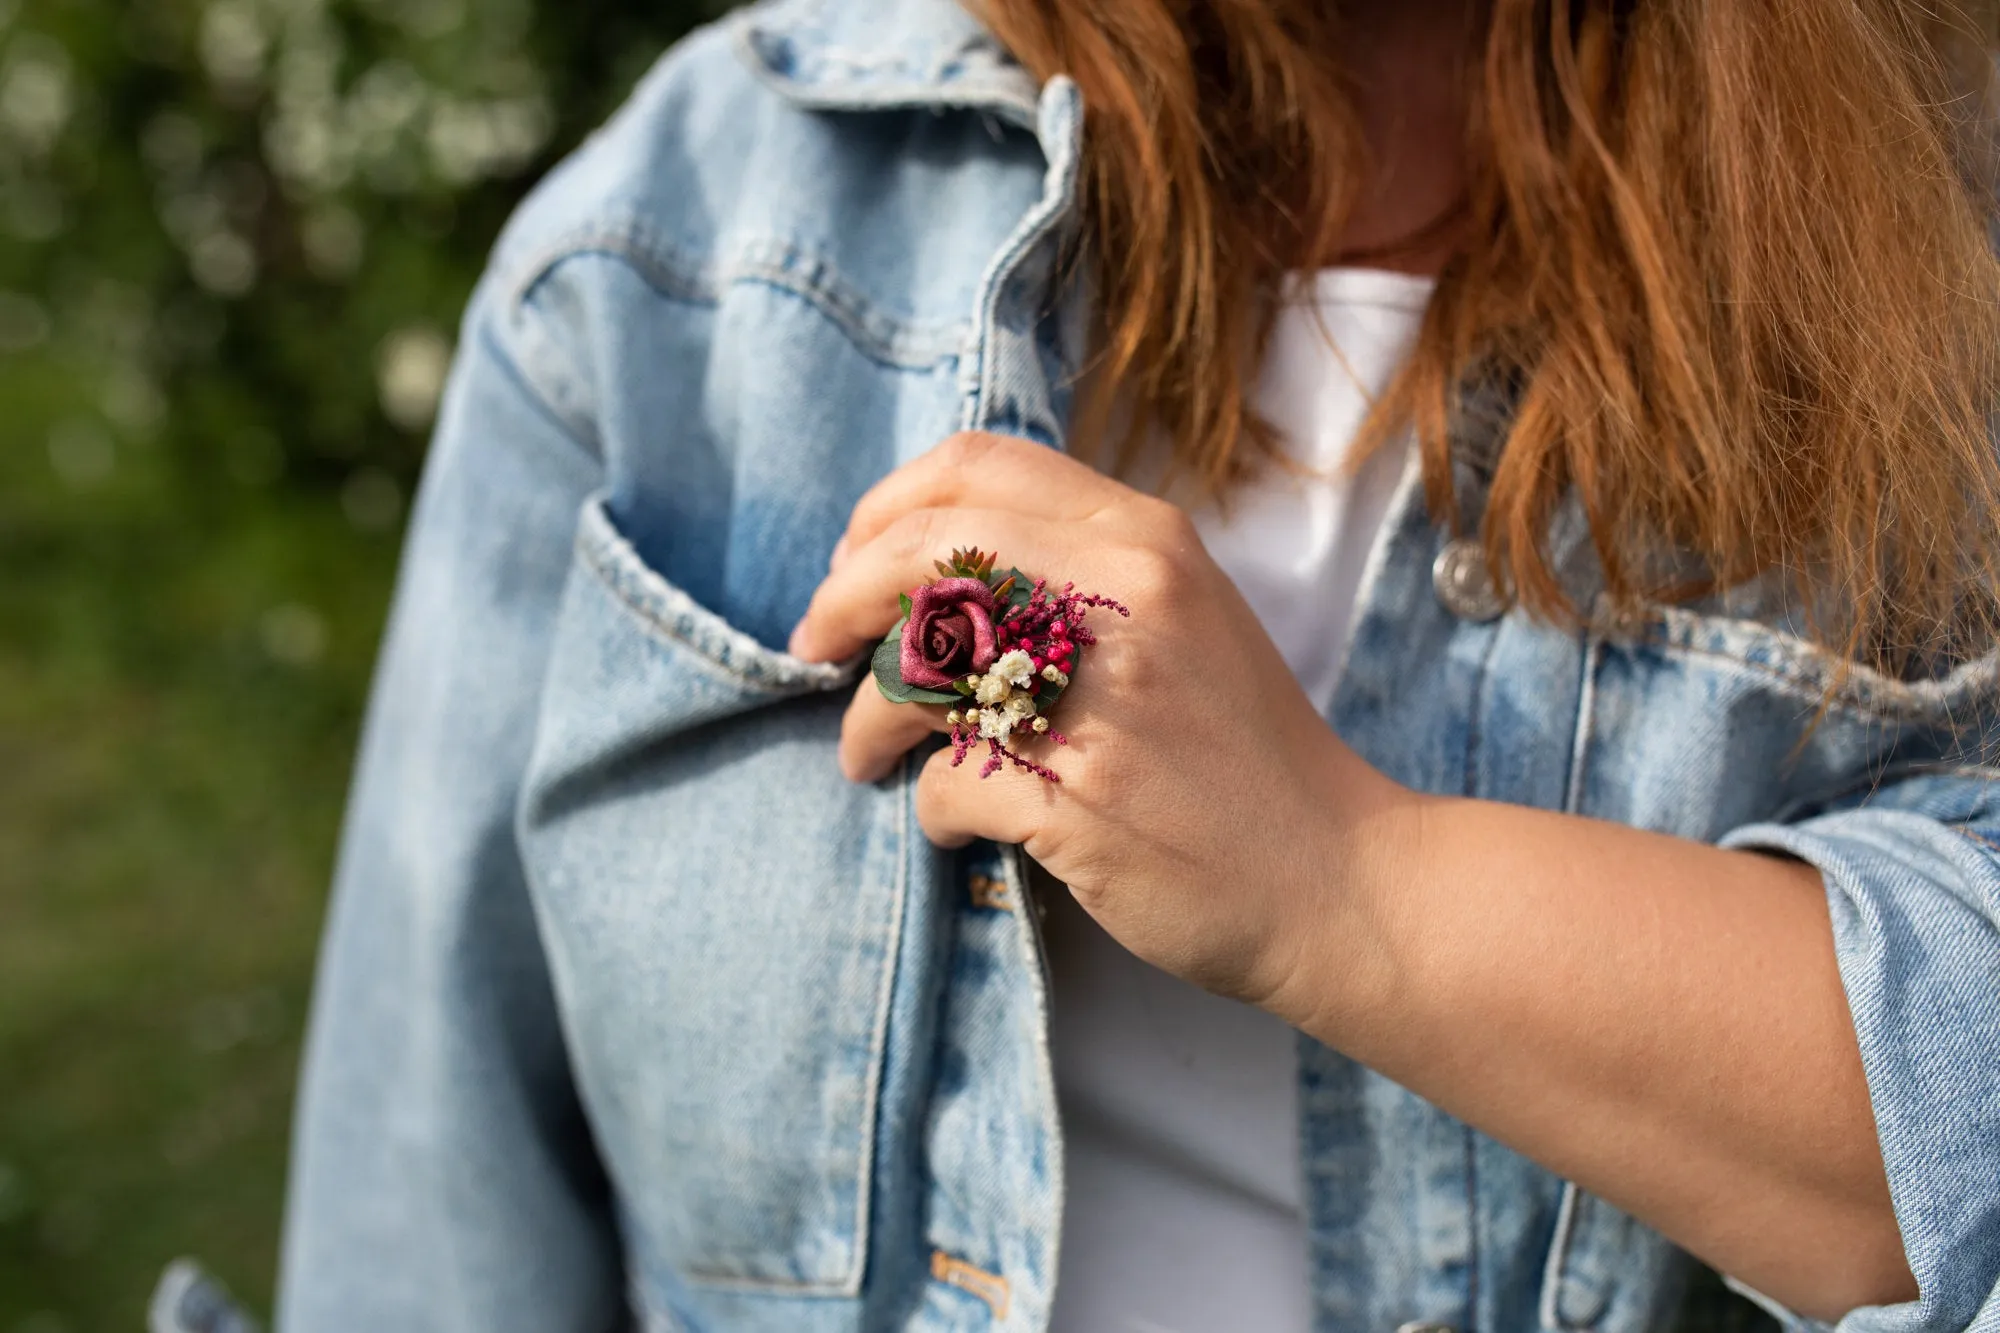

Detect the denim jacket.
xmin=240 ymin=3 xmax=2000 ymax=1331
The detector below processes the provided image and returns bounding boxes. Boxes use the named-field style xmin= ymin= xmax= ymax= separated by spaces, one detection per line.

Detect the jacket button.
xmin=1432 ymin=536 xmax=1506 ymax=622
xmin=1394 ymin=1324 xmax=1457 ymax=1333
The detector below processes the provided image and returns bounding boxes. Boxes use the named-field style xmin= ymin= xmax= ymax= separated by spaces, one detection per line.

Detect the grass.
xmin=0 ymin=347 xmax=399 ymax=1329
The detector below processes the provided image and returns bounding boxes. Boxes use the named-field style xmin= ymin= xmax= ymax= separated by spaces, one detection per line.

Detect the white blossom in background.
xmin=385 ymin=0 xmax=469 ymax=42
xmin=376 ymin=325 xmax=453 ymax=431
xmin=256 ymin=0 xmax=554 ymax=200
xmin=191 ymin=230 xmax=258 ymax=295
xmin=259 ymin=602 xmax=329 ymax=667
xmin=427 ymin=95 xmax=552 ymax=185
xmin=0 ymin=32 xmax=74 ymax=156
xmin=199 ymin=0 xmax=270 ymax=90
xmin=101 ymin=369 xmax=166 ymax=438
xmin=262 ymin=4 xmax=347 ymax=192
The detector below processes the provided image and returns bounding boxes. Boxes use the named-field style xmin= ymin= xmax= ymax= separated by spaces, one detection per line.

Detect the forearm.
xmin=1272 ymin=775 xmax=1918 ymax=1321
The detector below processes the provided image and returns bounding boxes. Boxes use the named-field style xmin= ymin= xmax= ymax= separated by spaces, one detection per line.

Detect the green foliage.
xmin=1 ymin=0 xmax=737 ymax=504
xmin=0 ymin=0 xmax=733 ymax=1328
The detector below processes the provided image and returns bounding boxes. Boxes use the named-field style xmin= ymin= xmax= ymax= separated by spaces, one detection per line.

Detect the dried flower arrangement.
xmin=872 ymin=547 xmax=1129 ymax=781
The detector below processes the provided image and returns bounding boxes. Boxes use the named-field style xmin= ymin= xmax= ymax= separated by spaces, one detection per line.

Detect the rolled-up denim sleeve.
xmin=274 ymin=276 xmax=622 ymax=1331
xmin=1718 ymin=765 xmax=2000 ymax=1333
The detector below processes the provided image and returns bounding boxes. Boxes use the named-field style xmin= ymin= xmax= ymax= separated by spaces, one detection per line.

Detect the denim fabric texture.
xmin=259 ymin=2 xmax=2000 ymax=1330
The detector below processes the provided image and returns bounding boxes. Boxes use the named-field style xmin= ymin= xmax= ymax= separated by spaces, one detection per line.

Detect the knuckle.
xmin=1154 ymin=499 xmax=1200 ymax=548
xmin=1126 ymin=493 xmax=1196 ymax=549
xmin=848 ymin=487 xmax=892 ymax=538
xmin=938 ymin=430 xmax=1002 ymax=470
xmin=1122 ymin=544 xmax=1182 ymax=603
xmin=885 ymin=507 xmax=944 ymax=559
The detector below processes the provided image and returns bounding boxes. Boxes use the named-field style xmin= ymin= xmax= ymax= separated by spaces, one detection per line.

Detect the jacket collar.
xmin=732 ymin=0 xmax=1043 ymax=126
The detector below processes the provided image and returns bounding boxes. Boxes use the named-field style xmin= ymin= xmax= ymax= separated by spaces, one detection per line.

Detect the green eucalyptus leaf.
xmin=999 ymin=568 xmax=1034 ymax=610
xmin=898 ymin=591 xmax=913 ymax=617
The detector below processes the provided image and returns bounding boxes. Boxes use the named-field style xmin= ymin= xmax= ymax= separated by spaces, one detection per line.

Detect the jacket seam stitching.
xmin=1622 ymin=612 xmax=2000 ymax=725
xmin=1954 ymin=826 xmax=2000 ymax=855
xmin=575 ymin=499 xmax=852 ymax=697
xmin=508 ymin=222 xmax=966 ymax=371
xmin=835 ymin=747 xmax=911 ymax=1298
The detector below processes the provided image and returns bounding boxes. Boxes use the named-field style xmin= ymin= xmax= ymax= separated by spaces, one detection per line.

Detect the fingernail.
xmin=787 ymin=623 xmax=810 ymax=658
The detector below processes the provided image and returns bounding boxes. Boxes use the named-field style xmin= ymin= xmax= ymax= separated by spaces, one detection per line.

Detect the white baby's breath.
xmin=992 ymin=649 xmax=1035 ymax=690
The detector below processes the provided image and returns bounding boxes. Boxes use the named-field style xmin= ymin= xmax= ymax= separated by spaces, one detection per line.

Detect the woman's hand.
xmin=791 ymin=434 xmax=1917 ymax=1316
xmin=787 ymin=431 xmax=1412 ymax=1007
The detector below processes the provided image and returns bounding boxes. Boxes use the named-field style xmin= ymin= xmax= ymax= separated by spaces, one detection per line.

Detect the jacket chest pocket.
xmin=518 ymin=496 xmax=906 ymax=1296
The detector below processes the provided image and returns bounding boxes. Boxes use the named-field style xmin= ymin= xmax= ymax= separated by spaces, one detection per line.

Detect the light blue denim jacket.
xmin=237 ymin=3 xmax=2000 ymax=1331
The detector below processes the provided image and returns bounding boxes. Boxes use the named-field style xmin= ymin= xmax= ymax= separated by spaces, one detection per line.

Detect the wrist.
xmin=1258 ymin=747 xmax=1436 ymax=1041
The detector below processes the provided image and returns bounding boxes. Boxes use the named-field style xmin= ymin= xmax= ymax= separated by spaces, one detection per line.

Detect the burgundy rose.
xmin=900 ymin=577 xmax=1000 ymax=688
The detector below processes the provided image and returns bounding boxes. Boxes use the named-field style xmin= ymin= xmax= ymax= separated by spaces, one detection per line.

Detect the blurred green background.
xmin=0 ymin=0 xmax=725 ymax=1325
xmin=0 ymin=0 xmax=1775 ymax=1328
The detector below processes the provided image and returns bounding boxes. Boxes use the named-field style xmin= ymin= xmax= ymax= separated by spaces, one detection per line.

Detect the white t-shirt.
xmin=1047 ymin=267 xmax=1434 ymax=1333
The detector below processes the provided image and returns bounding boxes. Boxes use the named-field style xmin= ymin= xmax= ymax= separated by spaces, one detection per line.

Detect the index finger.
xmin=789 ymin=507 xmax=1075 ymax=663
xmin=840 ymin=432 xmax=1131 ymax=559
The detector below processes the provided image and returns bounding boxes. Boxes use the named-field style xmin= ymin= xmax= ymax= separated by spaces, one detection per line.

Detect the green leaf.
xmin=871 ymin=622 xmax=964 ymax=706
xmin=998 ymin=568 xmax=1033 ymax=610
xmin=898 ymin=591 xmax=913 ymax=617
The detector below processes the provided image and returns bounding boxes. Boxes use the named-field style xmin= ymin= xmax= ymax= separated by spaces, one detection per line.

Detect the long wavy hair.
xmin=977 ymin=0 xmax=2000 ymax=673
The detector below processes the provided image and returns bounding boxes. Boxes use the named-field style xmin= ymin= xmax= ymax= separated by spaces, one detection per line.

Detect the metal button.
xmin=1394 ymin=1323 xmax=1458 ymax=1333
xmin=1432 ymin=536 xmax=1507 ymax=622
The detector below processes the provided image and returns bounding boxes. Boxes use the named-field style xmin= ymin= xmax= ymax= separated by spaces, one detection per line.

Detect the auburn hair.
xmin=977 ymin=0 xmax=2000 ymax=674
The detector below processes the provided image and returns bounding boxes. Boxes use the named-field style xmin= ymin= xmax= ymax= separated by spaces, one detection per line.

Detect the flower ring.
xmin=871 ymin=547 xmax=1129 ymax=782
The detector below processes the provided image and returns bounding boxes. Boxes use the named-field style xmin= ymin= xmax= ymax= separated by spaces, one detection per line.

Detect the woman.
xmin=250 ymin=0 xmax=2000 ymax=1330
